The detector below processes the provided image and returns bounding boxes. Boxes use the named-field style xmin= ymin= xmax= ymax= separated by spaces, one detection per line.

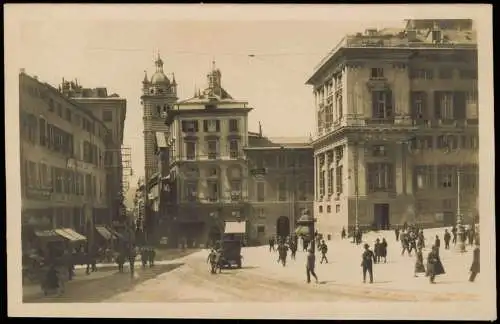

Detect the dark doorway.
xmin=276 ymin=216 xmax=290 ymax=239
xmin=373 ymin=204 xmax=390 ymax=230
xmin=443 ymin=212 xmax=455 ymax=226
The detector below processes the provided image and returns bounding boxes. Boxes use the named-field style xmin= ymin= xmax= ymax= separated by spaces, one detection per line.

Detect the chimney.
xmin=20 ymin=68 xmax=26 ymax=74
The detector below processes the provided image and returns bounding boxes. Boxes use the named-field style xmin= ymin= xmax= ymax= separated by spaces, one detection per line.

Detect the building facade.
xmin=61 ymin=81 xmax=128 ymax=227
xmin=163 ymin=64 xmax=252 ymax=248
xmin=19 ymin=71 xmax=110 ymax=250
xmin=244 ymin=133 xmax=314 ymax=245
xmin=306 ymin=19 xmax=479 ymax=236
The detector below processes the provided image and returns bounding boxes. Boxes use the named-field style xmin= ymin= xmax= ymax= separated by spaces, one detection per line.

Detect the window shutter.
xmin=453 ymin=91 xmax=466 ymax=119
xmin=203 ymin=120 xmax=208 ymax=132
xmin=194 ymin=120 xmax=199 ymax=132
xmin=371 ymin=91 xmax=378 ymax=118
xmin=385 ymin=90 xmax=393 ymax=117
xmin=434 ymin=91 xmax=441 ymax=119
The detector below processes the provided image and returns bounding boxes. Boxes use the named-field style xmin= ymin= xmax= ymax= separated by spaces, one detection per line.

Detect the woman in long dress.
xmin=426 ymin=245 xmax=446 ymax=283
xmin=414 ymin=247 xmax=426 ymax=277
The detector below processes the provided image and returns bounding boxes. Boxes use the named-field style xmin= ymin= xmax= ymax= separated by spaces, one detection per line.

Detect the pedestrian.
xmin=341 ymin=227 xmax=346 ymax=240
xmin=380 ymin=238 xmax=388 ymax=263
xmin=426 ymin=245 xmax=445 ymax=284
xmin=269 ymin=237 xmax=275 ymax=252
xmin=215 ymin=248 xmax=223 ymax=273
xmin=140 ymin=248 xmax=148 ymax=268
xmin=434 ymin=235 xmax=441 ymax=255
xmin=128 ymin=247 xmax=136 ymax=277
xmin=207 ymin=249 xmax=218 ymax=274
xmin=148 ymin=247 xmax=156 ymax=267
xmin=401 ymin=232 xmax=410 ymax=256
xmin=395 ymin=226 xmax=400 ymax=242
xmin=468 ymin=227 xmax=475 ymax=246
xmin=302 ymin=237 xmax=309 ymax=252
xmin=290 ymin=240 xmax=297 ymax=260
xmin=452 ymin=226 xmax=457 ymax=245
xmin=469 ymin=242 xmax=480 ymax=282
xmin=374 ymin=238 xmax=381 ymax=264
xmin=116 ymin=252 xmax=125 ymax=273
xmin=319 ymin=240 xmax=328 ymax=264
xmin=278 ymin=243 xmax=288 ymax=267
xmin=443 ymin=229 xmax=451 ymax=249
xmin=361 ymin=243 xmax=376 ymax=284
xmin=306 ymin=248 xmax=318 ymax=284
xmin=414 ymin=247 xmax=426 ymax=277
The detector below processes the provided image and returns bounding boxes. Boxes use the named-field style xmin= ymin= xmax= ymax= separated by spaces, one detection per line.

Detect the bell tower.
xmin=141 ymin=52 xmax=178 ymax=183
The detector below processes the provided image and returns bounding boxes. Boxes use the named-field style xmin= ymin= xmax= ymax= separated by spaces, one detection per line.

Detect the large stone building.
xmin=306 ymin=19 xmax=479 ymax=236
xmin=162 ymin=63 xmax=252 ymax=248
xmin=19 ymin=71 xmax=110 ymax=250
xmin=244 ymin=132 xmax=314 ymax=245
xmin=60 ymin=80 xmax=128 ymax=227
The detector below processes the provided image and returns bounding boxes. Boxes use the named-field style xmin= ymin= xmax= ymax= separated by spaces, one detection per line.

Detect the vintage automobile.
xmin=219 ymin=239 xmax=243 ymax=269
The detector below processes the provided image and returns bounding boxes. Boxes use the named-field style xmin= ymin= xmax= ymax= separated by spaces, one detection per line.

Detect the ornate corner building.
xmin=306 ymin=19 xmax=479 ymax=236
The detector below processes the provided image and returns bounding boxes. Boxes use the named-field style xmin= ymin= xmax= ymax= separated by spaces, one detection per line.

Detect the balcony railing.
xmin=364 ymin=118 xmax=395 ymax=125
xmin=229 ymin=151 xmax=239 ymax=159
xmin=208 ymin=152 xmax=218 ymax=160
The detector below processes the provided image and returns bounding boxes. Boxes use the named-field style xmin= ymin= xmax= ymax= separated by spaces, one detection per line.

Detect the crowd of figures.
xmin=29 ymin=243 xmax=158 ymax=297
xmin=260 ymin=223 xmax=480 ymax=286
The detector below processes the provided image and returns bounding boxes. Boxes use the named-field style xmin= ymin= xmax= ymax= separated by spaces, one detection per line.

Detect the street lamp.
xmin=296 ymin=208 xmax=316 ymax=253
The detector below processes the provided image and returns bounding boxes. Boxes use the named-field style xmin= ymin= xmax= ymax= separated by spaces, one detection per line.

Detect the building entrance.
xmin=276 ymin=216 xmax=290 ymax=239
xmin=373 ymin=203 xmax=390 ymax=230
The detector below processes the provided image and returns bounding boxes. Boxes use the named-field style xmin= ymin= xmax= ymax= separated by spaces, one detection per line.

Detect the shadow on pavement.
xmin=23 ymin=262 xmax=185 ymax=303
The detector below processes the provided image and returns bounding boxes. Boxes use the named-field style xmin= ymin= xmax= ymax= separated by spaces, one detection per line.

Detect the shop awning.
xmin=55 ymin=228 xmax=87 ymax=242
xmin=295 ymin=226 xmax=310 ymax=236
xmin=95 ymin=226 xmax=114 ymax=241
xmin=224 ymin=221 xmax=246 ymax=234
xmin=34 ymin=230 xmax=62 ymax=241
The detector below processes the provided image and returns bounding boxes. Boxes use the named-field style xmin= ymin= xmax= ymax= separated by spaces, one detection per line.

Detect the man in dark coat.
xmin=148 ymin=247 xmax=156 ymax=267
xmin=426 ymin=245 xmax=445 ymax=284
xmin=319 ymin=240 xmax=328 ymax=264
xmin=374 ymin=239 xmax=381 ymax=264
xmin=141 ymin=248 xmax=148 ymax=268
xmin=443 ymin=229 xmax=451 ymax=250
xmin=395 ymin=227 xmax=400 ymax=242
xmin=401 ymin=232 xmax=410 ymax=256
xmin=306 ymin=249 xmax=318 ymax=284
xmin=361 ymin=243 xmax=376 ymax=284
xmin=278 ymin=243 xmax=288 ymax=267
xmin=434 ymin=235 xmax=441 ymax=255
xmin=269 ymin=237 xmax=275 ymax=252
xmin=289 ymin=240 xmax=297 ymax=260
xmin=469 ymin=243 xmax=480 ymax=282
xmin=341 ymin=227 xmax=346 ymax=240
xmin=380 ymin=238 xmax=388 ymax=263
xmin=128 ymin=246 xmax=136 ymax=277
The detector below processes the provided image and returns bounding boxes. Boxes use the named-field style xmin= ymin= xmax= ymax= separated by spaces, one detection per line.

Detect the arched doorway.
xmin=276 ymin=216 xmax=290 ymax=239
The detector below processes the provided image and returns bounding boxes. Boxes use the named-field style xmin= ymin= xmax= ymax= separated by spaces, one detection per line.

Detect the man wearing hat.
xmin=306 ymin=248 xmax=318 ymax=284
xmin=361 ymin=243 xmax=376 ymax=284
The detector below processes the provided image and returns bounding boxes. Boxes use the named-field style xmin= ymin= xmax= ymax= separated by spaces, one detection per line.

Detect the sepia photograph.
xmin=5 ymin=4 xmax=495 ymax=320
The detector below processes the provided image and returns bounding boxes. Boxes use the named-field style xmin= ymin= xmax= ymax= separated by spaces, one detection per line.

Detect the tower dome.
xmin=151 ymin=53 xmax=170 ymax=85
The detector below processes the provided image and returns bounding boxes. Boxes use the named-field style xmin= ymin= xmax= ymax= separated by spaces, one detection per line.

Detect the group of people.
xmin=140 ymin=247 xmax=157 ymax=268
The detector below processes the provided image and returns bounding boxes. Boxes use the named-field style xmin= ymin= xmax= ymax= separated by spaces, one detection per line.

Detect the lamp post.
xmin=296 ymin=208 xmax=316 ymax=253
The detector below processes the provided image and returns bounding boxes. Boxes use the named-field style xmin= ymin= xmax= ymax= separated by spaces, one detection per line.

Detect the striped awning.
xmin=156 ymin=132 xmax=168 ymax=148
xmin=34 ymin=230 xmax=61 ymax=240
xmin=55 ymin=228 xmax=87 ymax=242
xmin=95 ymin=226 xmax=114 ymax=241
xmin=295 ymin=226 xmax=310 ymax=236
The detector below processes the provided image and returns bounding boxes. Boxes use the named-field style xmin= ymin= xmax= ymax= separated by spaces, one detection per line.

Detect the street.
xmin=23 ymin=228 xmax=481 ymax=303
xmin=104 ymin=227 xmax=480 ymax=303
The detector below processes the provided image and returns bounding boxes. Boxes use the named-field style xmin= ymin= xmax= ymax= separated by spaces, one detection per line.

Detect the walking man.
xmin=434 ymin=235 xmax=441 ymax=255
xmin=207 ymin=249 xmax=218 ymax=274
xmin=395 ymin=226 xmax=400 ymax=242
xmin=269 ymin=237 xmax=275 ymax=252
xmin=361 ymin=243 xmax=376 ymax=284
xmin=452 ymin=226 xmax=457 ymax=245
xmin=306 ymin=249 xmax=318 ymax=284
xmin=444 ymin=229 xmax=451 ymax=250
xmin=128 ymin=246 xmax=136 ymax=278
xmin=469 ymin=242 xmax=480 ymax=282
xmin=341 ymin=227 xmax=346 ymax=240
xmin=426 ymin=245 xmax=445 ymax=284
xmin=290 ymin=240 xmax=297 ymax=260
xmin=319 ymin=240 xmax=329 ymax=264
xmin=401 ymin=232 xmax=410 ymax=256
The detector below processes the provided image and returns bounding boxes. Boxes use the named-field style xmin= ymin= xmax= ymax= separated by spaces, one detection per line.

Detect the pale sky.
xmin=14 ymin=14 xmax=407 ymax=187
